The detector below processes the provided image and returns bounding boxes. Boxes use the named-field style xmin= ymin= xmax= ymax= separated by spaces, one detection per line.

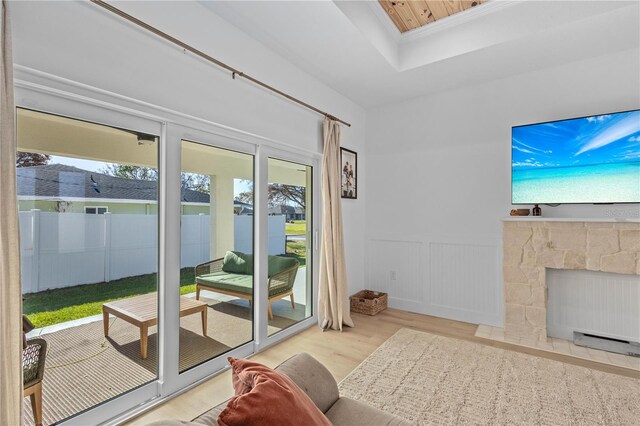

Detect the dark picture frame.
xmin=340 ymin=147 xmax=357 ymax=199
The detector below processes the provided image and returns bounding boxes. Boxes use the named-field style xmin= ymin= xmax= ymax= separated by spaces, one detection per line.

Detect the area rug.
xmin=338 ymin=328 xmax=640 ymax=425
xmin=23 ymin=296 xmax=303 ymax=426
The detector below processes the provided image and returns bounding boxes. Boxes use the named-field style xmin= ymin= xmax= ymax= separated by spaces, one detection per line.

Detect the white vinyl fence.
xmin=19 ymin=211 xmax=286 ymax=294
xmin=234 ymin=215 xmax=286 ymax=256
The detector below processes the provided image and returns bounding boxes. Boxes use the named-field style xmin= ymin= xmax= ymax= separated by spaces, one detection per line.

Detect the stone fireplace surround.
xmin=502 ymin=218 xmax=640 ymax=342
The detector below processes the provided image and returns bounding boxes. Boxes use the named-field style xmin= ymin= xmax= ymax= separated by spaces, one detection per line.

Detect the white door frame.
xmin=14 ymin=73 xmax=323 ymax=425
xmin=161 ymin=123 xmax=258 ymax=396
xmin=15 ymin=85 xmax=164 ymax=426
xmin=254 ymin=146 xmax=320 ymax=351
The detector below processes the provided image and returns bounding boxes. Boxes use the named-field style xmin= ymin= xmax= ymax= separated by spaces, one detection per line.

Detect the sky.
xmin=49 ymin=155 xmax=252 ymax=197
xmin=50 ymin=156 xmax=108 ymax=173
xmin=512 ymin=110 xmax=640 ymax=170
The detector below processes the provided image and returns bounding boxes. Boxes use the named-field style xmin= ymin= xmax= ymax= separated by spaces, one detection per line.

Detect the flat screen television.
xmin=512 ymin=109 xmax=640 ymax=204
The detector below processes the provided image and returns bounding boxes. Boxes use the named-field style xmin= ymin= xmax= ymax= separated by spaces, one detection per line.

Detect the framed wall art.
xmin=340 ymin=147 xmax=357 ymax=199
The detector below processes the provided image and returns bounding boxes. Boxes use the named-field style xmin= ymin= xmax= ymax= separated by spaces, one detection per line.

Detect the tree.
xmin=100 ymin=164 xmax=157 ymax=181
xmin=181 ymin=172 xmax=210 ymax=194
xmin=235 ymin=181 xmax=305 ymax=209
xmin=16 ymin=152 xmax=50 ymax=168
xmin=235 ymin=190 xmax=254 ymax=205
xmin=268 ymin=184 xmax=305 ymax=209
xmin=100 ymin=164 xmax=210 ymax=193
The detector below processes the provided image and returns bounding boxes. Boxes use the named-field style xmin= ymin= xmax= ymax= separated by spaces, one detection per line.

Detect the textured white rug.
xmin=338 ymin=328 xmax=640 ymax=425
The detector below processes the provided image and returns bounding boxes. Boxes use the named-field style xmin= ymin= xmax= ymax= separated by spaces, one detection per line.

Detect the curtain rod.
xmin=90 ymin=0 xmax=352 ymax=128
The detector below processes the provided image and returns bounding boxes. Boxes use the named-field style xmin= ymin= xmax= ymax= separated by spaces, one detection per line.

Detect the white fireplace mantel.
xmin=502 ymin=218 xmax=640 ymax=341
xmin=503 ymin=217 xmax=640 ymax=223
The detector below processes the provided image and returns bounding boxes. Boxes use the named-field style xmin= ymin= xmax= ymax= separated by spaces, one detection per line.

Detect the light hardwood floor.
xmin=127 ymin=309 xmax=639 ymax=425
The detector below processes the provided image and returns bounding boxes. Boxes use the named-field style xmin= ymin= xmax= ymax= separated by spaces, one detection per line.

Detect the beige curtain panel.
xmin=318 ymin=119 xmax=354 ymax=331
xmin=0 ymin=1 xmax=23 ymax=424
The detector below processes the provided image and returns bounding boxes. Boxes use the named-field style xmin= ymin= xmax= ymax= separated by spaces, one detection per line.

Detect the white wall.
xmin=11 ymin=1 xmax=367 ymax=296
xmin=365 ymin=49 xmax=640 ymax=326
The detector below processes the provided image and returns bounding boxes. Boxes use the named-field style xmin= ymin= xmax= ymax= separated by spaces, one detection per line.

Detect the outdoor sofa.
xmin=195 ymin=251 xmax=299 ymax=320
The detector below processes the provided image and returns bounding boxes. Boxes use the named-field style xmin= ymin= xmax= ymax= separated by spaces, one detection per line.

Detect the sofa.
xmin=148 ymin=353 xmax=409 ymax=426
xmin=195 ymin=251 xmax=299 ymax=320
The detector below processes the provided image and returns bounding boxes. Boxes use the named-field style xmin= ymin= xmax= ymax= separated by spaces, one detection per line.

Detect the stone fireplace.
xmin=502 ymin=218 xmax=640 ymax=341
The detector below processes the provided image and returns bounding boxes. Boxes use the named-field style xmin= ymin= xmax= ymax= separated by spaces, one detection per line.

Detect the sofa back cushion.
xmin=274 ymin=352 xmax=340 ymax=414
xmin=218 ymin=357 xmax=331 ymax=426
xmin=267 ymin=255 xmax=298 ymax=277
xmin=222 ymin=251 xmax=253 ymax=275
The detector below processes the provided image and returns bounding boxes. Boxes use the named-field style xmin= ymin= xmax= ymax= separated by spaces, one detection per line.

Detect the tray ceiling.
xmin=379 ymin=0 xmax=487 ymax=33
xmin=197 ymin=1 xmax=639 ymax=107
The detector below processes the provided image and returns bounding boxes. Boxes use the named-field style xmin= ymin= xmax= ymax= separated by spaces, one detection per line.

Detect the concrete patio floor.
xmin=23 ymin=269 xmax=310 ymax=426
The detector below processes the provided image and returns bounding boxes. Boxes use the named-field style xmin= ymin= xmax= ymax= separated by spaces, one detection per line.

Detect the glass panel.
xmin=17 ymin=108 xmax=159 ymax=425
xmin=179 ymin=140 xmax=254 ymax=372
xmin=267 ymin=158 xmax=312 ymax=336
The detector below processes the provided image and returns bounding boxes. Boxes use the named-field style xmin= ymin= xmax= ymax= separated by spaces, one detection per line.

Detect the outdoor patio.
xmin=23 ymin=272 xmax=308 ymax=426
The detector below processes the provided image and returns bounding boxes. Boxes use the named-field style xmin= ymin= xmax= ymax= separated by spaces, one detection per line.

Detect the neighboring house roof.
xmin=268 ymin=205 xmax=305 ymax=215
xmin=237 ymin=206 xmax=254 ymax=215
xmin=16 ymin=164 xmax=210 ymax=203
xmin=233 ymin=200 xmax=253 ymax=215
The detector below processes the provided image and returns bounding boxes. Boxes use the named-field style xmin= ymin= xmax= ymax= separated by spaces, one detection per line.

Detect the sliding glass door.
xmin=266 ymin=158 xmax=313 ymax=336
xmin=178 ymin=140 xmax=255 ymax=372
xmin=15 ymin=93 xmax=319 ymax=425
xmin=17 ymin=108 xmax=161 ymax=425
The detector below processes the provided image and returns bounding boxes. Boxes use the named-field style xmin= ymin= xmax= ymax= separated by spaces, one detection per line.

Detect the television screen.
xmin=512 ymin=109 xmax=640 ymax=204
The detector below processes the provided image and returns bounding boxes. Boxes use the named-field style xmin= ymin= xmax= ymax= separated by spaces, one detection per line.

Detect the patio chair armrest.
xmin=268 ymin=265 xmax=299 ymax=295
xmin=195 ymin=258 xmax=224 ymax=277
xmin=24 ymin=338 xmax=47 ymax=388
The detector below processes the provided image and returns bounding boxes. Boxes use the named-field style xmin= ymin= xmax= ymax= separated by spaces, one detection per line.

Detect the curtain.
xmin=318 ymin=119 xmax=354 ymax=331
xmin=0 ymin=1 xmax=22 ymax=424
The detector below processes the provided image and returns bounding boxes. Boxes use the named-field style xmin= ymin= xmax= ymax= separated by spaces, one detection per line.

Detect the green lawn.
xmin=284 ymin=221 xmax=307 ymax=267
xmin=285 ymin=220 xmax=306 ymax=235
xmin=284 ymin=240 xmax=307 ymax=268
xmin=23 ymin=240 xmax=309 ymax=329
xmin=23 ymin=268 xmax=197 ymax=328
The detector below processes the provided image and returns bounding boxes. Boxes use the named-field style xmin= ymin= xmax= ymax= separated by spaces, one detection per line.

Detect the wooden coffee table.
xmin=102 ymin=293 xmax=208 ymax=359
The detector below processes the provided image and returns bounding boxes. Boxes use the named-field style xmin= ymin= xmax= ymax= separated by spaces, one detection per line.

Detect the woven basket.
xmin=350 ymin=290 xmax=388 ymax=316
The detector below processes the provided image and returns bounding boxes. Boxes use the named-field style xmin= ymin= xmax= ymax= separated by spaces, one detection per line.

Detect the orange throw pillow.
xmin=218 ymin=357 xmax=332 ymax=426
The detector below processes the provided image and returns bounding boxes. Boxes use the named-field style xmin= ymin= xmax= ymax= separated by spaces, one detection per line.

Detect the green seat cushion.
xmin=268 ymin=256 xmax=299 ymax=277
xmin=222 ymin=251 xmax=254 ymax=275
xmin=196 ymin=272 xmax=254 ymax=295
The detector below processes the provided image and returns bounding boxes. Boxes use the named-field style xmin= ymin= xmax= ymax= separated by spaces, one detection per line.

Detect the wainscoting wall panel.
xmin=365 ymin=235 xmax=502 ymax=326
xmin=429 ymin=240 xmax=501 ymax=325
xmin=365 ymin=239 xmax=424 ymax=312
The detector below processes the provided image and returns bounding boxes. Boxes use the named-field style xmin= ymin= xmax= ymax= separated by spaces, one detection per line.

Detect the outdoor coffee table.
xmin=102 ymin=293 xmax=208 ymax=359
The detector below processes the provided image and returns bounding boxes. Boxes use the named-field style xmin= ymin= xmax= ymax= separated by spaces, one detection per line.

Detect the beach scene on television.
xmin=512 ymin=110 xmax=640 ymax=204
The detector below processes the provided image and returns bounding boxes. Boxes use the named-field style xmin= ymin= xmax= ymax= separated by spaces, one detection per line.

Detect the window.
xmin=84 ymin=206 xmax=108 ymax=214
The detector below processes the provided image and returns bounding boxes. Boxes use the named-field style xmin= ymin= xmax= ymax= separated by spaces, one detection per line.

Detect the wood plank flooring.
xmin=126 ymin=309 xmax=639 ymax=425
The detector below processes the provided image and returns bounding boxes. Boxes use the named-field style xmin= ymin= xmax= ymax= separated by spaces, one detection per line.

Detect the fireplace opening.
xmin=547 ymin=269 xmax=639 ymax=345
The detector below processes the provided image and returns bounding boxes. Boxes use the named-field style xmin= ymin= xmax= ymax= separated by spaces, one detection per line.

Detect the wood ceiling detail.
xmin=379 ymin=0 xmax=487 ymax=33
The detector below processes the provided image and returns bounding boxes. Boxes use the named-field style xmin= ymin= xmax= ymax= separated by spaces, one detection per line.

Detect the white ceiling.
xmin=201 ymin=1 xmax=640 ymax=108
